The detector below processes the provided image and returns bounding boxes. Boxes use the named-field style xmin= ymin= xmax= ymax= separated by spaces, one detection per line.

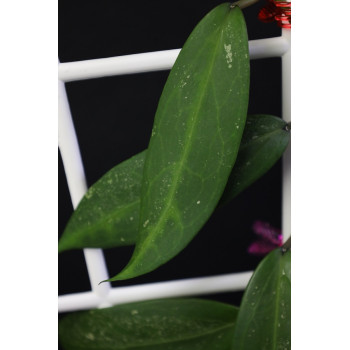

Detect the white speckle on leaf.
xmin=121 ymin=237 xmax=125 ymax=242
xmin=131 ymin=309 xmax=138 ymax=315
xmin=86 ymin=333 xmax=95 ymax=341
xmin=130 ymin=217 xmax=134 ymax=221
xmin=224 ymin=44 xmax=233 ymax=68
xmin=143 ymin=220 xmax=150 ymax=227
xmin=197 ymin=200 xmax=201 ymax=204
xmin=85 ymin=190 xmax=93 ymax=199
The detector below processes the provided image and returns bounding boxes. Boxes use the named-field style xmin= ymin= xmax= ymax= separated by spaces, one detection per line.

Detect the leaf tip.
xmin=99 ymin=264 xmax=137 ymax=284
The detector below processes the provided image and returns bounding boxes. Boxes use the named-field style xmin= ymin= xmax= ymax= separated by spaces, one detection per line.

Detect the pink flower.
xmin=248 ymin=220 xmax=283 ymax=256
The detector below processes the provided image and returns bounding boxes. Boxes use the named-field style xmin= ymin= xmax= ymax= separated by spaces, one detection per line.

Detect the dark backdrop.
xmin=58 ymin=0 xmax=282 ymax=316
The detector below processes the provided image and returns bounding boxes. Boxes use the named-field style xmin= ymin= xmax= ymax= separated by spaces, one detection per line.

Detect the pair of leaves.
xmin=59 ymin=114 xmax=289 ymax=253
xmin=58 ymin=245 xmax=291 ymax=350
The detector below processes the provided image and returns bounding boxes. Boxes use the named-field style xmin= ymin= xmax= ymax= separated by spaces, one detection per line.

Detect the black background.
xmin=58 ymin=0 xmax=282 ymax=325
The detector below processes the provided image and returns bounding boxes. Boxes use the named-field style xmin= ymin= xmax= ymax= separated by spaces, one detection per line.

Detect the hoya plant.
xmin=59 ymin=1 xmax=291 ymax=349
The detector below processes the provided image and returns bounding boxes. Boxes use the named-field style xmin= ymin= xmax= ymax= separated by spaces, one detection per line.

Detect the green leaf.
xmin=59 ymin=298 xmax=239 ymax=350
xmin=58 ymin=152 xmax=145 ymax=253
xmin=59 ymin=115 xmax=289 ymax=254
xmin=219 ymin=114 xmax=290 ymax=205
xmin=111 ymin=3 xmax=250 ymax=281
xmin=231 ymin=244 xmax=291 ymax=350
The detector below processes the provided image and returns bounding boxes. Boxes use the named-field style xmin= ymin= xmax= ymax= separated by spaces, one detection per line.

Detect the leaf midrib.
xmin=138 ymin=18 xmax=230 ymax=255
xmin=61 ymin=199 xmax=140 ymax=250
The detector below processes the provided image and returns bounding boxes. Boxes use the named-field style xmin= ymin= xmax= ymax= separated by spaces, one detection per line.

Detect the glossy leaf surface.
xmin=59 ymin=115 xmax=289 ymax=254
xmin=58 ymin=152 xmax=145 ymax=253
xmin=112 ymin=3 xmax=250 ymax=281
xmin=59 ymin=298 xmax=239 ymax=350
xmin=231 ymin=245 xmax=291 ymax=350
xmin=220 ymin=114 xmax=289 ymax=205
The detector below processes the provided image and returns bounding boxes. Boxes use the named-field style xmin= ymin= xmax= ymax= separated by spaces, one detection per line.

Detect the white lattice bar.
xmin=59 ymin=291 xmax=101 ymax=313
xmin=281 ymin=29 xmax=291 ymax=241
xmin=58 ymin=79 xmax=88 ymax=206
xmin=58 ymin=36 xmax=289 ymax=82
xmin=59 ymin=271 xmax=253 ymax=313
xmin=58 ymin=78 xmax=112 ymax=294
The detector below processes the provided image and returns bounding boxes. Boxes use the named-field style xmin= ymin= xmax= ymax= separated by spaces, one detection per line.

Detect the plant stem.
xmin=284 ymin=121 xmax=291 ymax=131
xmin=230 ymin=0 xmax=260 ymax=10
xmin=281 ymin=236 xmax=291 ymax=254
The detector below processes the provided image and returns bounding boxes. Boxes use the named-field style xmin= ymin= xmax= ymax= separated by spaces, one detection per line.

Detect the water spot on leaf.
xmin=224 ymin=43 xmax=233 ymax=68
xmin=85 ymin=333 xmax=95 ymax=341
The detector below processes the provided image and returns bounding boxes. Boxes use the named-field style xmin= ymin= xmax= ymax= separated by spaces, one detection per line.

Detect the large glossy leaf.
xmin=58 ymin=115 xmax=289 ymax=253
xmin=110 ymin=3 xmax=250 ymax=281
xmin=59 ymin=298 xmax=239 ymax=350
xmin=231 ymin=242 xmax=291 ymax=350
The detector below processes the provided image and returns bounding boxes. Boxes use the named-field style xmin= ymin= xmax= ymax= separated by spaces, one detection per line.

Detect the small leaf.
xmin=231 ymin=245 xmax=291 ymax=350
xmin=112 ymin=3 xmax=250 ymax=281
xmin=219 ymin=114 xmax=290 ymax=205
xmin=58 ymin=298 xmax=239 ymax=350
xmin=59 ymin=115 xmax=289 ymax=253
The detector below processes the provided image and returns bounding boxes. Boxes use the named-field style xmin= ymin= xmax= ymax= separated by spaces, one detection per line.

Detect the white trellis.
xmin=58 ymin=29 xmax=291 ymax=314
